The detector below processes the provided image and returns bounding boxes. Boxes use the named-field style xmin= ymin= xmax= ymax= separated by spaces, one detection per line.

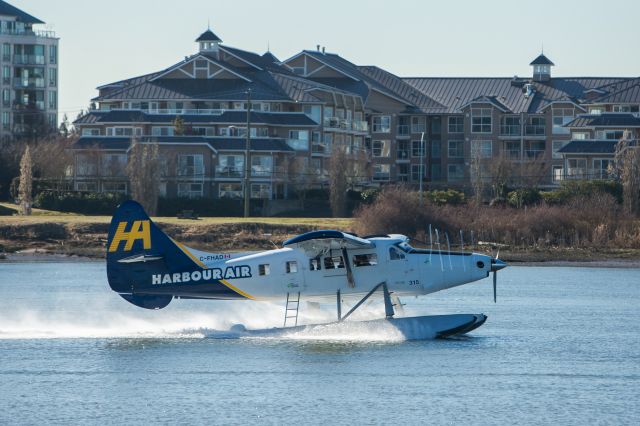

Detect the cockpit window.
xmin=389 ymin=247 xmax=406 ymax=260
xmin=396 ymin=242 xmax=413 ymax=252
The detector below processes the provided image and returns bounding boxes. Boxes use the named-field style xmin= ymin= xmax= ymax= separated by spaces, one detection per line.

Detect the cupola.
xmin=530 ymin=52 xmax=554 ymax=82
xmin=196 ymin=28 xmax=222 ymax=54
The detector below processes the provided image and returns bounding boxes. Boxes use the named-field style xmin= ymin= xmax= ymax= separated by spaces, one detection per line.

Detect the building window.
xmin=152 ymin=126 xmax=174 ymax=136
xmin=2 ymin=89 xmax=10 ymax=107
xmin=593 ymin=159 xmax=613 ymax=179
xmin=552 ymin=140 xmax=569 ymax=159
xmin=178 ymin=154 xmax=204 ymax=177
xmin=431 ymin=140 xmax=441 ymax=158
xmin=373 ymin=164 xmax=390 ymax=181
xmin=48 ymin=68 xmax=57 ymax=87
xmin=286 ymin=261 xmax=298 ymax=274
xmin=219 ymin=183 xmax=243 ymax=199
xmin=372 ymin=140 xmax=390 ymax=157
xmin=596 ymin=130 xmax=625 ymax=140
xmin=76 ymin=153 xmax=98 ymax=176
xmin=471 ymin=108 xmax=492 ymax=133
xmin=251 ymin=183 xmax=271 ymax=199
xmin=411 ymin=140 xmax=426 ymax=158
xmin=106 ymin=127 xmax=141 ymax=137
xmin=101 ymin=154 xmax=127 ymax=177
xmin=471 ymin=140 xmax=492 ymax=158
xmin=102 ymin=182 xmax=127 ymax=194
xmin=259 ymin=264 xmax=270 ymax=276
xmin=287 ymin=130 xmax=309 ymax=151
xmin=2 ymin=43 xmax=10 ymax=61
xmin=2 ymin=66 xmax=9 ymax=84
xmin=448 ymin=116 xmax=464 ymax=133
xmin=49 ymin=45 xmax=57 ymax=64
xmin=572 ymin=132 xmax=589 ymax=140
xmin=525 ymin=116 xmax=546 ymax=136
xmin=251 ymin=155 xmax=273 ymax=177
xmin=411 ymin=164 xmax=424 ymax=182
xmin=553 ymin=165 xmax=564 ymax=183
xmin=2 ymin=111 xmax=10 ymax=129
xmin=411 ymin=116 xmax=426 ymax=133
xmin=303 ymin=105 xmax=321 ymax=123
xmin=448 ymin=164 xmax=464 ymax=181
xmin=612 ymin=105 xmax=640 ymax=113
xmin=397 ymin=140 xmax=409 ymax=160
xmin=397 ymin=163 xmax=409 ymax=181
xmin=372 ymin=116 xmax=391 ymax=133
xmin=552 ymin=108 xmax=574 ymax=134
xmin=75 ymin=181 xmax=97 ymax=192
xmin=501 ymin=116 xmax=521 ymax=136
xmin=177 ymin=182 xmax=203 ymax=198
xmin=431 ymin=163 xmax=441 ymax=181
xmin=448 ymin=140 xmax=464 ymax=158
xmin=48 ymin=91 xmax=57 ymax=109
xmin=430 ymin=117 xmax=441 ymax=134
xmin=567 ymin=159 xmax=587 ymax=179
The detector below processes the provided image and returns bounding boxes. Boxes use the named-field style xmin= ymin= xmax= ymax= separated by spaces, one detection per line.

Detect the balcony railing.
xmin=506 ymin=150 xmax=521 ymax=160
xmin=216 ymin=166 xmax=243 ymax=178
xmin=312 ymin=142 xmax=331 ymax=154
xmin=500 ymin=125 xmax=520 ymax=136
xmin=396 ymin=150 xmax=410 ymax=160
xmin=525 ymin=125 xmax=545 ymax=136
xmin=525 ymin=149 xmax=545 ymax=159
xmin=13 ymin=55 xmax=45 ymax=65
xmin=323 ymin=117 xmax=368 ymax=132
xmin=0 ymin=28 xmax=56 ymax=38
xmin=177 ymin=167 xmax=204 ymax=177
xmin=147 ymin=108 xmax=225 ymax=116
xmin=287 ymin=139 xmax=309 ymax=151
xmin=397 ymin=125 xmax=410 ymax=136
xmin=14 ymin=77 xmax=45 ymax=89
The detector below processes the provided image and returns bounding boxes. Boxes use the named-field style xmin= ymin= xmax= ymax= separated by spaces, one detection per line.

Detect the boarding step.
xmin=284 ymin=291 xmax=301 ymax=327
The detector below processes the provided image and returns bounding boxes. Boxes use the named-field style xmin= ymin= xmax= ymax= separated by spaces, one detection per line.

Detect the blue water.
xmin=0 ymin=262 xmax=639 ymax=425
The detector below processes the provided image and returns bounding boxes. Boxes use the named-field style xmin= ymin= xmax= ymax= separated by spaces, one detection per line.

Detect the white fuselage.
xmin=189 ymin=236 xmax=493 ymax=301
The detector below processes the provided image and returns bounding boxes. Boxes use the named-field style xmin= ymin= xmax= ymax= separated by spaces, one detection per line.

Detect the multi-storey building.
xmin=0 ymin=0 xmax=58 ymax=140
xmin=71 ymin=29 xmax=640 ymax=199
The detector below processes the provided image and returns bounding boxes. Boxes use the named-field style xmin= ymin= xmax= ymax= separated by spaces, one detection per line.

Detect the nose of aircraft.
xmin=491 ymin=258 xmax=507 ymax=272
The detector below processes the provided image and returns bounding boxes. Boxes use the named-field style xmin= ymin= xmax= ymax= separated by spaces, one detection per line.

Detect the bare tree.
xmin=615 ymin=137 xmax=640 ymax=216
xmin=470 ymin=144 xmax=490 ymax=206
xmin=127 ymin=140 xmax=160 ymax=215
xmin=18 ymin=145 xmax=33 ymax=215
xmin=329 ymin=144 xmax=349 ymax=217
xmin=488 ymin=156 xmax=513 ymax=200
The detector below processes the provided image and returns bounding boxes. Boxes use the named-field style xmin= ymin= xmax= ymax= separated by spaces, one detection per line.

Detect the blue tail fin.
xmin=106 ymin=200 xmax=197 ymax=309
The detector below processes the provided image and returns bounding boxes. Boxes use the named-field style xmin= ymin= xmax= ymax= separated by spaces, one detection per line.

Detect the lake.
xmin=0 ymin=261 xmax=639 ymax=425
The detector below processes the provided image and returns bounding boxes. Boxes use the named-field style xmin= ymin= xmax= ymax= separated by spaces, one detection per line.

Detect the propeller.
xmin=490 ymin=252 xmax=507 ymax=303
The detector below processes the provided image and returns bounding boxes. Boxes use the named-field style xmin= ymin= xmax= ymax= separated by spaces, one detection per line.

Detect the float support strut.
xmin=339 ymin=281 xmax=394 ymax=322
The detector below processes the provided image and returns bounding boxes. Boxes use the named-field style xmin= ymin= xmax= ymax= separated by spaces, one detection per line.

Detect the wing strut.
xmin=341 ymin=247 xmax=356 ymax=288
xmin=339 ymin=281 xmax=395 ymax=322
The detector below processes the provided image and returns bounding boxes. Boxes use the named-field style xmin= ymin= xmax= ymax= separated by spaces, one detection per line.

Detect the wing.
xmin=283 ymin=230 xmax=375 ymax=254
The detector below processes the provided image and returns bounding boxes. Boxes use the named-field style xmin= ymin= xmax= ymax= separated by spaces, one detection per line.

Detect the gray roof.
xmin=403 ymin=77 xmax=630 ymax=114
xmin=558 ymin=140 xmax=618 ymax=154
xmin=74 ymin=110 xmax=318 ymax=126
xmin=72 ymin=136 xmax=295 ymax=153
xmin=0 ymin=0 xmax=43 ymax=24
xmin=565 ymin=113 xmax=640 ymax=128
xmin=196 ymin=29 xmax=221 ymax=42
xmin=530 ymin=54 xmax=554 ymax=66
xmin=587 ymin=78 xmax=640 ymax=104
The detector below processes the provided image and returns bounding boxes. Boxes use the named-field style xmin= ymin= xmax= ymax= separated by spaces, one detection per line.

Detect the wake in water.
xmin=0 ymin=298 xmax=411 ymax=341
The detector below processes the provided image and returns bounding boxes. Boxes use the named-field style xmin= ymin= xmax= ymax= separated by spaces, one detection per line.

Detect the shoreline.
xmin=2 ymin=250 xmax=639 ymax=269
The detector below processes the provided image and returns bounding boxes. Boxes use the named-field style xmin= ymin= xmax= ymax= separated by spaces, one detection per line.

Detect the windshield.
xmin=396 ymin=241 xmax=414 ymax=252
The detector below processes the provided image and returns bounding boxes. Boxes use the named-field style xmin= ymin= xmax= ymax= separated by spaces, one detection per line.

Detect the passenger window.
xmin=309 ymin=257 xmax=321 ymax=271
xmin=323 ymin=256 xmax=344 ymax=269
xmin=286 ymin=261 xmax=298 ymax=273
xmin=389 ymin=247 xmax=405 ymax=260
xmin=353 ymin=253 xmax=378 ymax=267
xmin=259 ymin=264 xmax=270 ymax=275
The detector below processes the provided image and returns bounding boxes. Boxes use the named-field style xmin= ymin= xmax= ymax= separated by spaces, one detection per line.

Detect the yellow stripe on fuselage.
xmin=171 ymin=238 xmax=255 ymax=300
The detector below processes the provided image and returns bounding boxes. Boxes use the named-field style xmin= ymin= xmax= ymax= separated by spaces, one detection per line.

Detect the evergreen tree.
xmin=173 ymin=116 xmax=185 ymax=136
xmin=18 ymin=145 xmax=33 ymax=215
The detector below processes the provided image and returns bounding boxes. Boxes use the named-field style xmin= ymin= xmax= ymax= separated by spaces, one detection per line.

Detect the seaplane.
xmin=106 ymin=200 xmax=507 ymax=339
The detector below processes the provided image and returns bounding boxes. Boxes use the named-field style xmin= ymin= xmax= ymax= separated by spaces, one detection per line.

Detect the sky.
xmin=15 ymin=0 xmax=640 ymax=124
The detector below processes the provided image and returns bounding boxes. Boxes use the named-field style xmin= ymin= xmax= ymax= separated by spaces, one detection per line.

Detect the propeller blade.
xmin=493 ymin=271 xmax=497 ymax=303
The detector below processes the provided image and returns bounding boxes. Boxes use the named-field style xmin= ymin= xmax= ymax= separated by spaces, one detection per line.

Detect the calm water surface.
xmin=0 ymin=262 xmax=639 ymax=425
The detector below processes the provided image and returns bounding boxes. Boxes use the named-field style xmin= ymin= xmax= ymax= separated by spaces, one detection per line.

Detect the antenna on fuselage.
xmin=428 ymin=224 xmax=433 ymax=264
xmin=460 ymin=230 xmax=467 ymax=272
xmin=435 ymin=229 xmax=444 ymax=272
xmin=445 ymin=232 xmax=453 ymax=270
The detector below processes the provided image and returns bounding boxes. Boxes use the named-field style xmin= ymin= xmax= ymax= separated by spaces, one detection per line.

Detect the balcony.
xmin=396 ymin=150 xmax=410 ymax=160
xmin=216 ymin=166 xmax=243 ymax=178
xmin=312 ymin=142 xmax=331 ymax=154
xmin=525 ymin=149 xmax=545 ymax=159
xmin=525 ymin=125 xmax=545 ymax=136
xmin=287 ymin=139 xmax=309 ymax=151
xmin=0 ymin=28 xmax=56 ymax=38
xmin=177 ymin=166 xmax=204 ymax=177
xmin=500 ymin=125 xmax=520 ymax=136
xmin=323 ymin=116 xmax=341 ymax=129
xmin=148 ymin=108 xmax=225 ymax=116
xmin=14 ymin=77 xmax=45 ymax=89
xmin=13 ymin=55 xmax=45 ymax=65
xmin=396 ymin=125 xmax=410 ymax=137
xmin=505 ymin=150 xmax=521 ymax=160
xmin=13 ymin=101 xmax=45 ymax=111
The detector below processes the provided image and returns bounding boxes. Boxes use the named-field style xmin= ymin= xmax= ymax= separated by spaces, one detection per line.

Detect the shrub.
xmin=425 ymin=189 xmax=465 ymax=206
xmin=34 ymin=191 xmax=127 ymax=215
xmin=157 ymin=197 xmax=244 ymax=217
xmin=507 ymin=188 xmax=541 ymax=208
